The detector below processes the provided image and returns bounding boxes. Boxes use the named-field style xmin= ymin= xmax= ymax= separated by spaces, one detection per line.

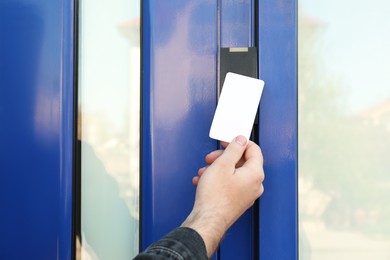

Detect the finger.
xmin=220 ymin=141 xmax=229 ymax=148
xmin=216 ymin=135 xmax=248 ymax=166
xmin=207 ymin=150 xmax=245 ymax=167
xmin=205 ymin=150 xmax=224 ymax=165
xmin=198 ymin=166 xmax=208 ymax=177
xmin=192 ymin=176 xmax=200 ymax=186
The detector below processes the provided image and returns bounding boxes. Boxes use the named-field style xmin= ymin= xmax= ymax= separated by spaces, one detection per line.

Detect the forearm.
xmin=181 ymin=208 xmax=227 ymax=258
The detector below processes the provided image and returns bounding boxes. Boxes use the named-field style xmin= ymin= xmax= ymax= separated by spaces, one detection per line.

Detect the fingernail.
xmin=235 ymin=135 xmax=247 ymax=146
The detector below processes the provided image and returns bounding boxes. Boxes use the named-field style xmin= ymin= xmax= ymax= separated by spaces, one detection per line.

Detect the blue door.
xmin=0 ymin=1 xmax=75 ymax=259
xmin=0 ymin=0 xmax=296 ymax=259
xmin=142 ymin=1 xmax=297 ymax=259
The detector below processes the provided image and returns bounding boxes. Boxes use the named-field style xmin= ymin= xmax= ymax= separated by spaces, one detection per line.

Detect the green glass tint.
xmin=77 ymin=1 xmax=140 ymax=259
xmin=299 ymin=1 xmax=390 ymax=259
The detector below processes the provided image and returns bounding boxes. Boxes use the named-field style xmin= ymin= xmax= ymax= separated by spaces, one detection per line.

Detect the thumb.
xmin=217 ymin=135 xmax=248 ymax=166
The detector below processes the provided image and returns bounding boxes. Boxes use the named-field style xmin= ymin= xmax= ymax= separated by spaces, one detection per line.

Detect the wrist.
xmin=181 ymin=207 xmax=227 ymax=258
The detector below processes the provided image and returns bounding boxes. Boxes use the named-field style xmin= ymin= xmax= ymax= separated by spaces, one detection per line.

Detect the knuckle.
xmin=258 ymin=184 xmax=264 ymax=196
xmin=253 ymin=169 xmax=265 ymax=188
xmin=259 ymin=169 xmax=265 ymax=182
xmin=254 ymin=175 xmax=262 ymax=187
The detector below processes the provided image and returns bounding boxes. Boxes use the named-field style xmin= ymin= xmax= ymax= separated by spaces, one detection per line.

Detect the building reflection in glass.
xmin=299 ymin=1 xmax=390 ymax=259
xmin=77 ymin=1 xmax=140 ymax=259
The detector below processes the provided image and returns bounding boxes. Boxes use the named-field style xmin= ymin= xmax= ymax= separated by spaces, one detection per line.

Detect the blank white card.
xmin=209 ymin=72 xmax=264 ymax=143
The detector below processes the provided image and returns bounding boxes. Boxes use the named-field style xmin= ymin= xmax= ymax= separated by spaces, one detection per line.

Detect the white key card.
xmin=209 ymin=72 xmax=264 ymax=143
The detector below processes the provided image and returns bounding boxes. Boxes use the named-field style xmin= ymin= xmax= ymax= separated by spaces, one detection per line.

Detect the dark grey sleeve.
xmin=134 ymin=227 xmax=207 ymax=260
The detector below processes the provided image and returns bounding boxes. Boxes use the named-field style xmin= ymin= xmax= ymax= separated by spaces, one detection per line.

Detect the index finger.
xmin=220 ymin=141 xmax=229 ymax=148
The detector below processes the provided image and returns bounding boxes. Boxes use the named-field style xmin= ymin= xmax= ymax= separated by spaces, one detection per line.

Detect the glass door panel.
xmin=77 ymin=0 xmax=140 ymax=259
xmin=299 ymin=1 xmax=390 ymax=259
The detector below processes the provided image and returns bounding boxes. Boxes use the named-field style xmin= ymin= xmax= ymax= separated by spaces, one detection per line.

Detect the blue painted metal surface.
xmin=142 ymin=0 xmax=297 ymax=259
xmin=142 ymin=0 xmax=218 ymax=249
xmin=258 ymin=0 xmax=298 ymax=259
xmin=220 ymin=0 xmax=254 ymax=48
xmin=142 ymin=1 xmax=259 ymax=259
xmin=0 ymin=1 xmax=74 ymax=259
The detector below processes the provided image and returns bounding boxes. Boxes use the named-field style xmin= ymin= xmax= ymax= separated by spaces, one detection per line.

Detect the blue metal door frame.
xmin=141 ymin=0 xmax=219 ymax=251
xmin=258 ymin=0 xmax=298 ymax=259
xmin=0 ymin=0 xmax=75 ymax=259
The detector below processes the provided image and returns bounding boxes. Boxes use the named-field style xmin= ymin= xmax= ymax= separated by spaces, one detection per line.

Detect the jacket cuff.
xmin=141 ymin=227 xmax=207 ymax=259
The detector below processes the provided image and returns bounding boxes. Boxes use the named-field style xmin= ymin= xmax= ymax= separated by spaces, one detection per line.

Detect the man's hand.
xmin=181 ymin=135 xmax=264 ymax=258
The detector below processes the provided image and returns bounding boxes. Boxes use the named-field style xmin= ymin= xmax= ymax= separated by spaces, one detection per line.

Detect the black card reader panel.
xmin=219 ymin=47 xmax=258 ymax=90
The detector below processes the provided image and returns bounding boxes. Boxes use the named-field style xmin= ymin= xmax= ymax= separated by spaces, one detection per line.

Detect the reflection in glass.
xmin=77 ymin=0 xmax=140 ymax=259
xmin=299 ymin=1 xmax=390 ymax=259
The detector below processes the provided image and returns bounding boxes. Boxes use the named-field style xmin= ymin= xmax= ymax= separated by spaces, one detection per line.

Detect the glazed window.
xmin=76 ymin=0 xmax=140 ymax=259
xmin=299 ymin=1 xmax=390 ymax=259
